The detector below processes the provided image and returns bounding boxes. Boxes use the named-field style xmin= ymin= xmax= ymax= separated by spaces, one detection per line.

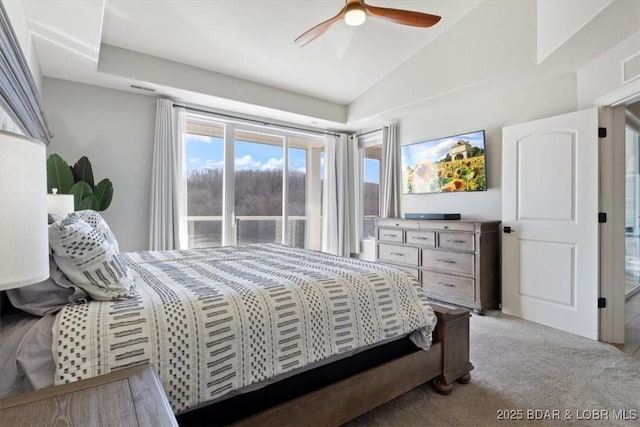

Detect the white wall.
xmin=537 ymin=0 xmax=612 ymax=64
xmin=387 ymin=73 xmax=577 ymax=221
xmin=348 ymin=0 xmax=537 ymax=122
xmin=577 ymin=31 xmax=640 ymax=108
xmin=42 ymin=78 xmax=156 ymax=251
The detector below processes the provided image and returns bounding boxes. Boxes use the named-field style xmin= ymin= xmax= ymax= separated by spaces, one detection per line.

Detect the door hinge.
xmin=598 ymin=212 xmax=607 ymax=223
xmin=598 ymin=297 xmax=606 ymax=308
xmin=598 ymin=127 xmax=607 ymax=138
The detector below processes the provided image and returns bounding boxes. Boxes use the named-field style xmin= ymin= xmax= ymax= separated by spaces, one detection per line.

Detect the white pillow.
xmin=48 ymin=216 xmax=135 ymax=301
xmin=72 ymin=210 xmax=119 ymax=251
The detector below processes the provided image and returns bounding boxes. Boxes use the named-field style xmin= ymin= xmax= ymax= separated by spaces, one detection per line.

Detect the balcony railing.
xmin=187 ymin=215 xmax=309 ymax=248
xmin=187 ymin=214 xmax=379 ymax=249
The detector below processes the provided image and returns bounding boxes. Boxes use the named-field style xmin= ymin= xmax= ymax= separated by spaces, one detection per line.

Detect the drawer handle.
xmin=437 ymin=259 xmax=456 ymax=264
xmin=411 ymin=236 xmax=429 ymax=240
xmin=383 ymin=233 xmax=397 ymax=237
xmin=437 ymin=281 xmax=455 ymax=287
xmin=390 ymin=252 xmax=405 ymax=256
xmin=447 ymin=239 xmax=466 ymax=244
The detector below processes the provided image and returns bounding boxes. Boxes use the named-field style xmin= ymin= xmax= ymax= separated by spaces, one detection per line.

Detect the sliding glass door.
xmin=234 ymin=130 xmax=284 ymax=245
xmin=626 ymin=124 xmax=640 ymax=297
xmin=185 ymin=115 xmax=323 ymax=250
xmin=185 ymin=122 xmax=224 ymax=248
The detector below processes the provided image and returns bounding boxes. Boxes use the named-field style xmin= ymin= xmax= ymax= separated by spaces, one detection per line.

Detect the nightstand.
xmin=0 ymin=364 xmax=177 ymax=426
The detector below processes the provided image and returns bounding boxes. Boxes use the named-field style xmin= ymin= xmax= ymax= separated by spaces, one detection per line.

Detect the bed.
xmin=1 ymin=241 xmax=472 ymax=425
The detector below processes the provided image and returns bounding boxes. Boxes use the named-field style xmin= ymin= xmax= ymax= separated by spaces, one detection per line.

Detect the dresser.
xmin=376 ymin=218 xmax=500 ymax=313
xmin=0 ymin=364 xmax=177 ymax=427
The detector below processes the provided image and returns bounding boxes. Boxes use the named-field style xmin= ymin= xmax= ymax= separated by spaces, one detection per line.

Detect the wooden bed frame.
xmin=179 ymin=303 xmax=473 ymax=426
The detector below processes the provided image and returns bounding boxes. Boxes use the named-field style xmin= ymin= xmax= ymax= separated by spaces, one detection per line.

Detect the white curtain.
xmin=321 ymin=133 xmax=359 ymax=257
xmin=380 ymin=123 xmax=401 ymax=218
xmin=148 ymin=99 xmax=188 ymax=250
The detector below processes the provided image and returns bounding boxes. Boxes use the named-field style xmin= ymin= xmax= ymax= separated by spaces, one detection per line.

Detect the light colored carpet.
xmin=347 ymin=312 xmax=640 ymax=426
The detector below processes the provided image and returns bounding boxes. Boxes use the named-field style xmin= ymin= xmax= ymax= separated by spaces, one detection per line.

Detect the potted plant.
xmin=46 ymin=154 xmax=113 ymax=211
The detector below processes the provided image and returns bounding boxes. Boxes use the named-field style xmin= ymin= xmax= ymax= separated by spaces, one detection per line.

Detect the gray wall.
xmin=393 ymin=74 xmax=578 ymax=221
xmin=42 ymin=78 xmax=156 ymax=251
xmin=41 ymin=73 xmax=579 ymax=250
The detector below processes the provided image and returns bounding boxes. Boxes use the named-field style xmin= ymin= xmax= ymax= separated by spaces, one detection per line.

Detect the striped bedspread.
xmin=52 ymin=244 xmax=437 ymax=413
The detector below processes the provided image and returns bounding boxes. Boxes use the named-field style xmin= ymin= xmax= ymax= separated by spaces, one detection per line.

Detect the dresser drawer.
xmin=438 ymin=232 xmax=475 ymax=251
xmin=405 ymin=230 xmax=435 ymax=248
xmin=422 ymin=271 xmax=475 ymax=302
xmin=378 ymin=243 xmax=419 ymax=266
xmin=378 ymin=227 xmax=403 ymax=243
xmin=419 ymin=221 xmax=476 ymax=232
xmin=377 ymin=219 xmax=420 ymax=229
xmin=422 ymin=249 xmax=475 ymax=275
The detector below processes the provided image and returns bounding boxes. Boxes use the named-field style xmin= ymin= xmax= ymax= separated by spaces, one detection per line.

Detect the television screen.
xmin=401 ymin=130 xmax=487 ymax=194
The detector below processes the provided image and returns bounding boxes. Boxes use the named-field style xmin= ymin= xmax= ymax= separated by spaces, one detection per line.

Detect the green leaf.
xmin=72 ymin=156 xmax=95 ymax=187
xmin=69 ymin=181 xmax=94 ymax=210
xmin=94 ymin=178 xmax=113 ymax=211
xmin=46 ymin=154 xmax=75 ymax=194
xmin=77 ymin=194 xmax=100 ymax=211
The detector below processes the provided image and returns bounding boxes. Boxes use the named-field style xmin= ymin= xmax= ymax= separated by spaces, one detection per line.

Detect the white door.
xmin=502 ymin=108 xmax=599 ymax=340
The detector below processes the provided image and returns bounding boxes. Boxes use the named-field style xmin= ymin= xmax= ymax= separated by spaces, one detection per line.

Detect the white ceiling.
xmin=19 ymin=0 xmax=481 ymax=127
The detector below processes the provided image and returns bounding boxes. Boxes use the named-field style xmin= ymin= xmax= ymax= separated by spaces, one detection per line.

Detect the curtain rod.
xmin=172 ymin=103 xmax=342 ymax=137
xmin=355 ymin=127 xmax=384 ymax=138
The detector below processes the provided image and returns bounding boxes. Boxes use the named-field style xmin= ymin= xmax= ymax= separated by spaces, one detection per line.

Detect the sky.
xmin=186 ymin=134 xmax=380 ymax=183
xmin=401 ymin=130 xmax=485 ymax=166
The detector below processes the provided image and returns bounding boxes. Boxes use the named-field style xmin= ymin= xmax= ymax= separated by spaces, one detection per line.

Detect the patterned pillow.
xmin=72 ymin=210 xmax=119 ymax=251
xmin=49 ymin=216 xmax=135 ymax=301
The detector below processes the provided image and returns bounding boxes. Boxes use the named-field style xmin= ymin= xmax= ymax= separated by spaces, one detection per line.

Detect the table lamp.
xmin=0 ymin=130 xmax=49 ymax=290
xmin=47 ymin=188 xmax=74 ymax=218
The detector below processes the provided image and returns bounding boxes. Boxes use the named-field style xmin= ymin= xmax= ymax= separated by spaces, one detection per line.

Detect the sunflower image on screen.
xmin=401 ymin=130 xmax=487 ymax=194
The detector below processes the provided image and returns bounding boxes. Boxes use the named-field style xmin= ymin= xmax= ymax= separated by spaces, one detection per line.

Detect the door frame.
xmin=596 ymin=81 xmax=640 ymax=343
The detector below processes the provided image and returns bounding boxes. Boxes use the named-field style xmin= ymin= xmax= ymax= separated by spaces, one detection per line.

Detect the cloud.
xmin=188 ymin=157 xmax=200 ymax=163
xmin=261 ymin=157 xmax=284 ymax=170
xmin=205 ymin=159 xmax=224 ymax=169
xmin=417 ymin=139 xmax=455 ymax=160
xmin=235 ymin=154 xmax=262 ymax=169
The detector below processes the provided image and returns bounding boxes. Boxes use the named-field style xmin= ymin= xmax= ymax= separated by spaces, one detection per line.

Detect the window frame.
xmin=358 ymin=130 xmax=383 ymax=240
xmin=184 ymin=112 xmax=324 ymax=249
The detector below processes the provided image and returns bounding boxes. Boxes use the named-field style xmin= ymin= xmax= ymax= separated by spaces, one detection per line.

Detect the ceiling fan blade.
xmin=295 ymin=7 xmax=346 ymax=47
xmin=364 ymin=5 xmax=441 ymax=28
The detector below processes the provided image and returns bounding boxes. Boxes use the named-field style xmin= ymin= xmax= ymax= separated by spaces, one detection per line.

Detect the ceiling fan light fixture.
xmin=344 ymin=7 xmax=366 ymax=26
xmin=294 ymin=0 xmax=441 ymax=47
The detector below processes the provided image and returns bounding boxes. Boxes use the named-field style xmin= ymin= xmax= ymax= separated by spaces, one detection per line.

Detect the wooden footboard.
xmin=230 ymin=304 xmax=473 ymax=426
xmin=431 ymin=304 xmax=474 ymax=394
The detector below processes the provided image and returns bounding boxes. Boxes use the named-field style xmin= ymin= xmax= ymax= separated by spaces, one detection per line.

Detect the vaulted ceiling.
xmin=18 ymin=0 xmax=480 ymax=127
xmin=12 ymin=0 xmax=639 ymax=130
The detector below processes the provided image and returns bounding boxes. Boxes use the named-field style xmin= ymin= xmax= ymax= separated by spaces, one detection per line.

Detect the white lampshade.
xmin=47 ymin=192 xmax=74 ymax=217
xmin=0 ymin=130 xmax=49 ymax=290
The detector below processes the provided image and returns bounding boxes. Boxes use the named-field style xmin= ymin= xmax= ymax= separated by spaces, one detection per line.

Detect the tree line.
xmin=188 ymin=168 xmax=379 ymax=217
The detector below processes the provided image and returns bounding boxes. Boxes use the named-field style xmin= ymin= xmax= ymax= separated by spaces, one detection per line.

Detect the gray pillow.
xmin=48 ymin=213 xmax=62 ymax=225
xmin=49 ymin=216 xmax=135 ymax=301
xmin=6 ymin=257 xmax=88 ymax=316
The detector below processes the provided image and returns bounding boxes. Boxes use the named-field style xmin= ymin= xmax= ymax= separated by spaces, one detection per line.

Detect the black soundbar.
xmin=404 ymin=213 xmax=461 ymax=220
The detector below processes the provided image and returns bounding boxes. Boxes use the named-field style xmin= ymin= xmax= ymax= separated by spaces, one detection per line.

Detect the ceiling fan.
xmin=294 ymin=0 xmax=441 ymax=47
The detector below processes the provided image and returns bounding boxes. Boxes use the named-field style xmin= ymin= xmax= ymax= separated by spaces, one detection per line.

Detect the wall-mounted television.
xmin=401 ymin=130 xmax=487 ymax=194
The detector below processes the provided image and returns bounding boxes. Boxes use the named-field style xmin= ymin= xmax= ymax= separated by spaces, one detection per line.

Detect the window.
xmin=185 ymin=115 xmax=324 ymax=250
xmin=359 ymin=133 xmax=383 ymax=239
xmin=185 ymin=121 xmax=224 ymax=248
